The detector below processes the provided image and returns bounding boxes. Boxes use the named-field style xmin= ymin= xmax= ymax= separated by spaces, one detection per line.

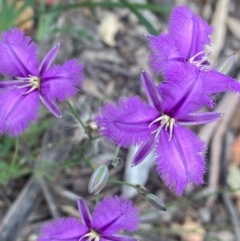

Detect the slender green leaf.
xmin=118 ymin=0 xmax=158 ymax=35
xmin=0 ymin=0 xmax=35 ymax=31
xmin=39 ymin=1 xmax=170 ymax=15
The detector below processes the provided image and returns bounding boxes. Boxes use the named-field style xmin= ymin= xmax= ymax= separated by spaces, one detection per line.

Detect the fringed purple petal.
xmin=160 ymin=64 xmax=213 ymax=117
xmin=37 ymin=217 xmax=88 ymax=241
xmin=39 ymin=43 xmax=60 ymax=74
xmin=141 ymin=70 xmax=162 ymax=111
xmin=178 ymin=112 xmax=222 ymax=125
xmin=155 ymin=126 xmax=205 ymax=195
xmin=39 ymin=94 xmax=62 ymax=118
xmin=0 ymin=28 xmax=38 ymax=77
xmin=103 ymin=234 xmax=138 ymax=241
xmin=41 ymin=60 xmax=84 ymax=102
xmin=91 ymin=196 xmax=139 ymax=235
xmin=77 ymin=198 xmax=92 ymax=227
xmin=96 ymin=96 xmax=158 ymax=147
xmin=132 ymin=140 xmax=154 ymax=167
xmin=200 ymin=69 xmax=240 ymax=95
xmin=0 ymin=88 xmax=39 ymax=136
xmin=147 ymin=34 xmax=180 ymax=75
xmin=168 ymin=6 xmax=212 ymax=59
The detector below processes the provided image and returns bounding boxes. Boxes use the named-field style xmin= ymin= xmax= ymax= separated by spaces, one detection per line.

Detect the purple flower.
xmin=147 ymin=6 xmax=240 ymax=95
xmin=0 ymin=28 xmax=84 ymax=136
xmin=96 ymin=70 xmax=222 ymax=195
xmin=38 ymin=196 xmax=139 ymax=241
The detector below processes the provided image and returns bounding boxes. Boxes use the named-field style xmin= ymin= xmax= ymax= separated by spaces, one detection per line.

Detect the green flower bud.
xmin=88 ymin=165 xmax=109 ymax=195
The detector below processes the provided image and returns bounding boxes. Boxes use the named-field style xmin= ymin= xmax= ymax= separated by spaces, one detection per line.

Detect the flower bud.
xmin=145 ymin=193 xmax=167 ymax=211
xmin=88 ymin=165 xmax=109 ymax=195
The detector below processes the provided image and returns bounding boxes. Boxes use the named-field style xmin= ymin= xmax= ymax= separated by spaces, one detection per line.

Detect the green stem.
xmin=95 ymin=193 xmax=100 ymax=204
xmin=85 ymin=157 xmax=95 ymax=172
xmin=114 ymin=146 xmax=120 ymax=159
xmin=109 ymin=178 xmax=136 ymax=188
xmin=66 ymin=100 xmax=92 ymax=139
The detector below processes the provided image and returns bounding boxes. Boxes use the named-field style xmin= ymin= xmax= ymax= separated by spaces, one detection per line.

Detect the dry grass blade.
xmin=209 ymin=0 xmax=230 ymax=64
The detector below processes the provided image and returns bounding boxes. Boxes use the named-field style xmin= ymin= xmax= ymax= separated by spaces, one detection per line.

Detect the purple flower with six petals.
xmin=0 ymin=28 xmax=84 ymax=136
xmin=147 ymin=6 xmax=240 ymax=96
xmin=38 ymin=196 xmax=139 ymax=241
xmin=97 ymin=69 xmax=222 ymax=195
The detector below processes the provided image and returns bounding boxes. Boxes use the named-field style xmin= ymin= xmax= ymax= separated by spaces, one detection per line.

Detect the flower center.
xmin=29 ymin=75 xmax=40 ymax=89
xmin=189 ymin=51 xmax=210 ymax=70
xmin=149 ymin=114 xmax=175 ymax=141
xmin=16 ymin=75 xmax=40 ymax=94
xmin=79 ymin=230 xmax=100 ymax=241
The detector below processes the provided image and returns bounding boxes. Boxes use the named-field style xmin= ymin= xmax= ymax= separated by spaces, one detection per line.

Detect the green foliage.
xmin=35 ymin=2 xmax=59 ymax=42
xmin=0 ymin=161 xmax=30 ymax=184
xmin=0 ymin=118 xmax=52 ymax=184
xmin=37 ymin=0 xmax=169 ymax=35
xmin=118 ymin=0 xmax=158 ymax=35
xmin=35 ymin=2 xmax=94 ymax=42
xmin=0 ymin=135 xmax=15 ymax=159
xmin=41 ymin=1 xmax=170 ymax=15
xmin=0 ymin=0 xmax=36 ymax=31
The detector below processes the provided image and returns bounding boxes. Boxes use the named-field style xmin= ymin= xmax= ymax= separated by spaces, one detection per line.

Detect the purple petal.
xmin=96 ymin=96 xmax=158 ymax=147
xmin=200 ymin=69 xmax=240 ymax=95
xmin=103 ymin=234 xmax=138 ymax=241
xmin=91 ymin=196 xmax=139 ymax=235
xmin=39 ymin=94 xmax=62 ymax=118
xmin=141 ymin=70 xmax=162 ymax=111
xmin=132 ymin=140 xmax=154 ymax=167
xmin=38 ymin=217 xmax=88 ymax=241
xmin=155 ymin=126 xmax=205 ymax=195
xmin=0 ymin=28 xmax=38 ymax=77
xmin=178 ymin=112 xmax=222 ymax=125
xmin=160 ymin=64 xmax=213 ymax=117
xmin=40 ymin=60 xmax=84 ymax=102
xmin=168 ymin=6 xmax=212 ymax=59
xmin=0 ymin=88 xmax=39 ymax=136
xmin=77 ymin=198 xmax=92 ymax=227
xmin=39 ymin=43 xmax=60 ymax=74
xmin=0 ymin=79 xmax=26 ymax=88
xmin=147 ymin=34 xmax=181 ymax=74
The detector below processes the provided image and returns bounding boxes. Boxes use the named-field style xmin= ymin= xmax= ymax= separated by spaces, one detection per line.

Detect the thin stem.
xmin=109 ymin=178 xmax=136 ymax=188
xmin=95 ymin=193 xmax=100 ymax=205
xmin=85 ymin=157 xmax=94 ymax=172
xmin=66 ymin=100 xmax=92 ymax=139
xmin=110 ymin=146 xmax=121 ymax=167
xmin=114 ymin=146 xmax=120 ymax=159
